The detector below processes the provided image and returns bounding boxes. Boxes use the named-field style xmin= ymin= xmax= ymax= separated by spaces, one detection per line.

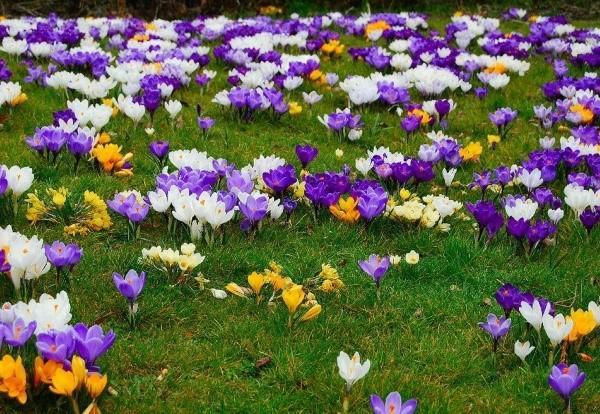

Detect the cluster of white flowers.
xmin=0 ymin=225 xmax=50 ymax=291
xmin=1 ymin=291 xmax=72 ymax=334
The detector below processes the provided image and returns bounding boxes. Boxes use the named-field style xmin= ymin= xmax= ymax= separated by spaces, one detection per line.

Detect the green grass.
xmin=1 ymin=14 xmax=600 ymax=414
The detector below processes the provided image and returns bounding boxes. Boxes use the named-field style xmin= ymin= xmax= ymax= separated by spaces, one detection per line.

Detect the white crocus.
xmin=164 ymin=100 xmax=183 ymax=119
xmin=547 ymin=208 xmax=564 ymax=224
xmin=518 ymin=168 xmax=543 ymax=191
xmin=514 ymin=340 xmax=535 ymax=362
xmin=355 ymin=158 xmax=373 ymax=176
xmin=519 ymin=299 xmax=551 ymax=332
xmin=588 ymin=301 xmax=600 ymax=324
xmin=337 ymin=351 xmax=370 ymax=391
xmin=442 ymin=168 xmax=456 ymax=187
xmin=542 ymin=313 xmax=573 ymax=347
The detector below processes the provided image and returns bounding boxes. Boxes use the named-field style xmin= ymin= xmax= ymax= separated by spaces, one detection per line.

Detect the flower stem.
xmin=69 ymin=396 xmax=81 ymax=414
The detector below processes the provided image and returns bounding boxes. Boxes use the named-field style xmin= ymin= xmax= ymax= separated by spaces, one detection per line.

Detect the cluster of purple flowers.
xmin=36 ymin=323 xmax=116 ymax=370
xmin=489 ymin=107 xmax=518 ymax=139
xmin=25 ymin=111 xmax=93 ymax=170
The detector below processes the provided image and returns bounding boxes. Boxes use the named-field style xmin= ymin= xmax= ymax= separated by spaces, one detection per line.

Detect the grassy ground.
xmin=0 ymin=15 xmax=599 ymax=414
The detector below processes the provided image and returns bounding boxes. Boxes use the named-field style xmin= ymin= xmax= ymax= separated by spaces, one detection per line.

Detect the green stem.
xmin=69 ymin=396 xmax=81 ymax=414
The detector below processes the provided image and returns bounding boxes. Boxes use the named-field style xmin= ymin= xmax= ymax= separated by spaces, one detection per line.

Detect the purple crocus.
xmin=72 ymin=323 xmax=116 ymax=367
xmin=548 ymin=364 xmax=586 ymax=410
xmin=494 ymin=283 xmax=522 ymax=317
xmin=478 ymin=313 xmax=511 ymax=352
xmin=474 ymin=87 xmax=488 ymax=100
xmin=149 ymin=140 xmax=170 ymax=167
xmin=401 ymin=115 xmax=421 ymax=137
xmin=466 ymin=200 xmax=504 ymax=240
xmin=262 ymin=164 xmax=297 ymax=195
xmin=357 ymin=188 xmax=388 ymax=222
xmin=113 ymin=270 xmax=146 ymax=303
xmin=197 ymin=116 xmax=215 ymax=135
xmin=44 ymin=241 xmax=82 ymax=269
xmin=238 ymin=194 xmax=269 ymax=225
xmin=0 ymin=318 xmax=36 ymax=347
xmin=36 ymin=328 xmax=76 ymax=365
xmin=370 ymin=392 xmax=417 ymax=414
xmin=67 ymin=131 xmax=93 ymax=172
xmin=295 ymin=144 xmax=318 ymax=169
xmin=489 ymin=107 xmax=517 ymax=139
xmin=358 ymin=254 xmax=390 ymax=292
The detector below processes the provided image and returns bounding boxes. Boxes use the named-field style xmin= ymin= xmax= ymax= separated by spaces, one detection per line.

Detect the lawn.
xmin=0 ymin=8 xmax=599 ymax=414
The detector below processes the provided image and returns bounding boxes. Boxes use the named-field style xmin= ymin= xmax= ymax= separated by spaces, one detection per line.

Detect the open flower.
xmin=370 ymin=391 xmax=417 ymax=414
xmin=0 ymin=355 xmax=27 ymax=404
xmin=330 ymin=196 xmax=360 ymax=223
xmin=358 ymin=254 xmax=390 ymax=292
xmin=548 ymin=364 xmax=585 ymax=409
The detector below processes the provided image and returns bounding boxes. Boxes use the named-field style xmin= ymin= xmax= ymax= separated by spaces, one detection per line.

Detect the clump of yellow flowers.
xmin=141 ymin=243 xmax=206 ymax=285
xmin=0 ymin=354 xmax=108 ymax=412
xmin=225 ymin=261 xmax=344 ymax=328
xmin=321 ymin=39 xmax=345 ymax=57
xmin=25 ymin=188 xmax=112 ymax=235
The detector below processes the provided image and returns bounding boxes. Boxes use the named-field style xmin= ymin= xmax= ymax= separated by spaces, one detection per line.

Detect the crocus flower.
xmin=295 ymin=144 xmax=318 ymax=168
xmin=149 ymin=140 xmax=170 ymax=167
xmin=0 ymin=318 xmax=36 ymax=347
xmin=478 ymin=313 xmax=511 ymax=352
xmin=370 ymin=392 xmax=417 ymax=414
xmin=514 ymin=340 xmax=535 ymax=362
xmin=72 ymin=323 xmax=116 ymax=367
xmin=35 ymin=329 xmax=76 ymax=365
xmin=113 ymin=269 xmax=146 ymax=327
xmin=238 ymin=194 xmax=269 ymax=225
xmin=197 ymin=116 xmax=215 ymax=135
xmin=519 ymin=299 xmax=551 ymax=332
xmin=262 ymin=164 xmax=297 ymax=195
xmin=358 ymin=254 xmax=390 ymax=294
xmin=113 ymin=270 xmax=146 ymax=303
xmin=494 ymin=283 xmax=521 ymax=317
xmin=337 ymin=351 xmax=370 ymax=392
xmin=548 ymin=364 xmax=586 ymax=410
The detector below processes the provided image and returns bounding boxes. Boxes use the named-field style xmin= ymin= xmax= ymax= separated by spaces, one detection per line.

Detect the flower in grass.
xmin=337 ymin=351 xmax=370 ymax=392
xmin=85 ymin=371 xmax=108 ymax=413
xmin=149 ymin=140 xmax=169 ymax=163
xmin=113 ymin=270 xmax=146 ymax=304
xmin=370 ymin=391 xmax=417 ymax=414
xmin=514 ymin=340 xmax=535 ymax=362
xmin=329 ymin=196 xmax=360 ymax=223
xmin=0 ymin=355 xmax=27 ymax=404
xmin=91 ymin=143 xmax=133 ymax=177
xmin=45 ymin=241 xmax=82 ymax=270
xmin=519 ymin=299 xmax=551 ymax=332
xmin=113 ymin=269 xmax=146 ymax=327
xmin=479 ymin=313 xmax=511 ymax=341
xmin=405 ymin=250 xmax=419 ymax=265
xmin=543 ymin=313 xmax=573 ymax=348
xmin=459 ymin=141 xmax=483 ymax=162
xmin=0 ymin=318 xmax=36 ymax=347
xmin=295 ymin=144 xmax=318 ymax=169
xmin=288 ymin=101 xmax=302 ymax=116
xmin=548 ymin=364 xmax=585 ymax=407
xmin=225 ymin=282 xmax=251 ymax=298
xmin=282 ymin=284 xmax=305 ymax=315
xmin=358 ymin=254 xmax=390 ymax=290
xmin=335 ymin=149 xmax=344 ymax=159
xmin=567 ymin=308 xmax=597 ymax=342
xmin=247 ymin=272 xmax=266 ymax=297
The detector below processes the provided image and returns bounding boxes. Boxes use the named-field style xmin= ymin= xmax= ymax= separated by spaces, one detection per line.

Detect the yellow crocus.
xmin=71 ymin=356 xmax=87 ymax=390
xmin=282 ymin=284 xmax=305 ymax=314
xmin=34 ymin=356 xmax=62 ymax=387
xmin=460 ymin=141 xmax=483 ymax=162
xmin=298 ymin=304 xmax=322 ymax=322
xmin=225 ymin=282 xmax=248 ymax=298
xmin=0 ymin=355 xmax=27 ymax=404
xmin=247 ymin=272 xmax=266 ymax=295
xmin=288 ymin=102 xmax=302 ymax=116
xmin=329 ymin=196 xmax=360 ymax=223
xmin=85 ymin=372 xmax=108 ymax=399
xmin=49 ymin=368 xmax=78 ymax=397
xmin=567 ymin=309 xmax=597 ymax=342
